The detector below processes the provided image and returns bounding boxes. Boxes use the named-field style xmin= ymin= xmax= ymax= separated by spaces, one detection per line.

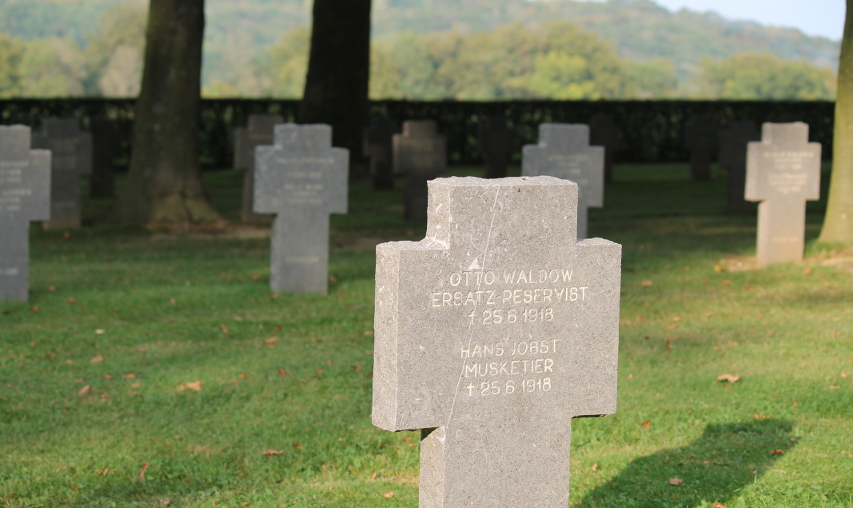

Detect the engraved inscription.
xmin=461 ymin=338 xmax=558 ymax=397
xmin=763 ymin=151 xmax=816 ymax=194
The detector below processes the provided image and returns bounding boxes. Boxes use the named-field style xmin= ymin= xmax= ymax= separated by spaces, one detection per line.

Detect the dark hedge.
xmin=0 ymin=99 xmax=835 ymax=169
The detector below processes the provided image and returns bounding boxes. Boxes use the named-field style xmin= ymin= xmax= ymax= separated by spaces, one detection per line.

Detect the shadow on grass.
xmin=575 ymin=419 xmax=796 ymax=508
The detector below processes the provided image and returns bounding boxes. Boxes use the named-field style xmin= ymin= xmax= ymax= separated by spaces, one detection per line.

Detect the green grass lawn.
xmin=1 ymin=163 xmax=852 ymax=507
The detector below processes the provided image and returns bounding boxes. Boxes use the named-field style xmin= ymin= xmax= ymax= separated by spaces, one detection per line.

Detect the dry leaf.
xmin=804 ymin=268 xmax=812 ymax=276
xmin=220 ymin=324 xmax=228 ymax=334
xmin=713 ymin=265 xmax=725 ymax=273
xmin=264 ymin=337 xmax=279 ymax=344
xmin=720 ymin=280 xmax=733 ymax=286
xmin=641 ymin=280 xmax=653 ymax=287
xmin=30 ymin=306 xmax=39 ymax=312
xmin=95 ymin=329 xmax=105 ymax=335
xmin=131 ymin=383 xmax=140 ymax=388
xmin=64 ymin=359 xmax=73 ymax=365
xmin=104 ymin=375 xmax=113 ymax=380
xmin=669 ymin=478 xmax=684 ymax=486
xmin=753 ymin=414 xmax=770 ymax=420
xmin=47 ymin=286 xmax=55 ymax=291
xmin=370 ymin=472 xmax=377 ymax=479
xmin=123 ymin=373 xmax=136 ymax=379
xmin=713 ymin=503 xmax=729 ymax=508
xmin=67 ymin=298 xmax=78 ymax=304
xmin=364 ymin=331 xmax=374 ymax=336
xmin=591 ymin=463 xmax=598 ymax=471
xmin=672 ymin=317 xmax=681 ymax=321
xmin=78 ymin=385 xmax=91 ymax=395
xmin=278 ymin=369 xmax=288 ymax=376
xmin=665 ymin=325 xmax=679 ymax=330
xmin=99 ymin=467 xmax=110 ymax=477
xmin=665 ymin=342 xmax=674 ymax=350
xmin=325 ymin=360 xmax=332 ymax=366
xmin=263 ymin=449 xmax=284 ymax=455
xmin=139 ymin=462 xmax=149 ymax=482
xmin=641 ymin=420 xmax=651 ymax=429
xmin=716 ymin=374 xmax=740 ymax=383
xmin=329 ymin=276 xmax=338 ymax=282
xmin=90 ymin=355 xmax=104 ymax=363
xmin=771 ymin=449 xmax=785 ymax=455
xmin=185 ymin=381 xmax=202 ymax=391
xmin=829 ymin=385 xmax=840 ymax=390
xmin=384 ymin=492 xmax=394 ymax=498
xmin=792 ymin=401 xmax=798 ymax=408
xmin=352 ymin=364 xmax=363 ymax=373
xmin=294 ymin=443 xmax=303 ymax=450
xmin=315 ymin=369 xmax=323 ymax=377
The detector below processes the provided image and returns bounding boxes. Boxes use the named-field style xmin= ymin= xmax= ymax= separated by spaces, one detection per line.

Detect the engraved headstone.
xmin=393 ymin=120 xmax=447 ymax=221
xmin=684 ymin=114 xmax=717 ymax=182
xmin=254 ymin=124 xmax=348 ymax=294
xmin=719 ymin=121 xmax=761 ymax=212
xmin=1 ymin=126 xmax=51 ymax=302
xmin=89 ymin=119 xmax=122 ymax=199
xmin=31 ymin=118 xmax=92 ymax=229
xmin=746 ymin=122 xmax=821 ymax=266
xmin=372 ymin=176 xmax=621 ymax=507
xmin=477 ymin=116 xmax=515 ymax=179
xmin=522 ymin=123 xmax=604 ymax=240
xmin=364 ymin=117 xmax=397 ymax=190
xmin=239 ymin=114 xmax=283 ymax=222
xmin=589 ymin=114 xmax=622 ymax=183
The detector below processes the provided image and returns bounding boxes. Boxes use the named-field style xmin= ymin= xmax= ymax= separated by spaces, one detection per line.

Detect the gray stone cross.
xmin=719 ymin=121 xmax=760 ymax=212
xmin=254 ymin=124 xmax=348 ymax=294
xmin=237 ymin=114 xmax=283 ymax=222
xmin=31 ymin=118 xmax=92 ymax=230
xmin=393 ymin=120 xmax=447 ymax=221
xmin=684 ymin=114 xmax=717 ymax=182
xmin=746 ymin=122 xmax=821 ymax=266
xmin=1 ymin=126 xmax=51 ymax=302
xmin=522 ymin=123 xmax=604 ymax=240
xmin=372 ymin=176 xmax=621 ymax=507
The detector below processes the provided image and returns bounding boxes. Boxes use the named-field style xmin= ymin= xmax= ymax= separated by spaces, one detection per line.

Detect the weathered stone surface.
xmin=31 ymin=118 xmax=91 ymax=229
xmin=719 ymin=121 xmax=761 ymax=212
xmin=522 ymin=123 xmax=604 ymax=240
xmin=746 ymin=122 xmax=821 ymax=266
xmin=393 ymin=120 xmax=447 ymax=221
xmin=372 ymin=176 xmax=621 ymax=508
xmin=589 ymin=114 xmax=622 ymax=183
xmin=684 ymin=115 xmax=717 ymax=182
xmin=254 ymin=124 xmax=348 ymax=294
xmin=477 ymin=116 xmax=515 ymax=179
xmin=1 ymin=126 xmax=51 ymax=302
xmin=240 ymin=115 xmax=284 ymax=223
xmin=364 ymin=117 xmax=397 ymax=190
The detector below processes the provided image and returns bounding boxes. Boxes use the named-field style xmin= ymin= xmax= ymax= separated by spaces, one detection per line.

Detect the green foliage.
xmin=17 ymin=38 xmax=86 ymax=97
xmin=82 ymin=1 xmax=147 ymax=97
xmin=696 ymin=52 xmax=838 ymax=100
xmin=0 ymin=31 xmax=25 ymax=97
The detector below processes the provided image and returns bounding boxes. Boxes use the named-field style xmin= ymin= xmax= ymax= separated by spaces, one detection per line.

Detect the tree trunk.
xmin=819 ymin=0 xmax=853 ymax=243
xmin=118 ymin=0 xmax=220 ymax=223
xmin=298 ymin=0 xmax=372 ymax=179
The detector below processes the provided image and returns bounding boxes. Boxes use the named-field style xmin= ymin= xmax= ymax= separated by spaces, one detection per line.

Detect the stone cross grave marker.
xmin=372 ymin=176 xmax=621 ymax=507
xmin=239 ymin=114 xmax=283 ymax=222
xmin=393 ymin=120 xmax=447 ymax=221
xmin=746 ymin=122 xmax=821 ymax=266
xmin=364 ymin=117 xmax=397 ymax=190
xmin=254 ymin=124 xmax=348 ymax=294
xmin=589 ymin=114 xmax=622 ymax=183
xmin=1 ymin=126 xmax=51 ymax=302
xmin=719 ymin=121 xmax=760 ymax=212
xmin=31 ymin=118 xmax=92 ymax=230
xmin=522 ymin=123 xmax=604 ymax=240
xmin=477 ymin=116 xmax=515 ymax=179
xmin=684 ymin=114 xmax=717 ymax=182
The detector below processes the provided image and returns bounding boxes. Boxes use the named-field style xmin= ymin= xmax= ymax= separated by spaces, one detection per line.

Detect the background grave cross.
xmin=372 ymin=176 xmax=621 ymax=507
xmin=522 ymin=123 xmax=604 ymax=239
xmin=237 ymin=114 xmax=283 ymax=222
xmin=31 ymin=118 xmax=92 ymax=230
xmin=393 ymin=120 xmax=447 ymax=221
xmin=1 ymin=126 xmax=51 ymax=302
xmin=254 ymin=124 xmax=348 ymax=294
xmin=684 ymin=114 xmax=717 ymax=182
xmin=719 ymin=121 xmax=760 ymax=212
xmin=746 ymin=122 xmax=821 ymax=266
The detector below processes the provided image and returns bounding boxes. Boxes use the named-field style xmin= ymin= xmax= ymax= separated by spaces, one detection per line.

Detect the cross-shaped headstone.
xmin=31 ymin=118 xmax=92 ymax=230
xmin=254 ymin=124 xmax=348 ymax=294
xmin=746 ymin=122 xmax=821 ymax=266
xmin=238 ymin=114 xmax=284 ymax=222
xmin=684 ymin=114 xmax=717 ymax=182
xmin=589 ymin=114 xmax=623 ymax=183
xmin=364 ymin=117 xmax=397 ymax=190
xmin=372 ymin=176 xmax=621 ymax=507
xmin=393 ymin=120 xmax=447 ymax=221
xmin=1 ymin=126 xmax=51 ymax=302
xmin=477 ymin=116 xmax=515 ymax=179
xmin=522 ymin=123 xmax=604 ymax=240
xmin=719 ymin=121 xmax=760 ymax=212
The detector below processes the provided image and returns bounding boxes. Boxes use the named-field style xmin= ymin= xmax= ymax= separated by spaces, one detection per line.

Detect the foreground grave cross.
xmin=522 ymin=123 xmax=604 ymax=240
xmin=1 ymin=126 xmax=51 ymax=302
xmin=254 ymin=124 xmax=348 ymax=294
xmin=746 ymin=122 xmax=821 ymax=266
xmin=372 ymin=176 xmax=621 ymax=507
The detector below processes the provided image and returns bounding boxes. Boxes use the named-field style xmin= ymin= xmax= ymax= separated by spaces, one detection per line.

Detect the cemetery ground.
xmin=1 ymin=163 xmax=852 ymax=508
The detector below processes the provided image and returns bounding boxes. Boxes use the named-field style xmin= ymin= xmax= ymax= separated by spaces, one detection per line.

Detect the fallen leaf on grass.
xmin=294 ymin=443 xmax=303 ymax=450
xmin=314 ymin=369 xmax=323 ymax=377
xmin=104 ymin=375 xmax=113 ymax=380
xmin=712 ymin=503 xmax=729 ymax=508
xmin=123 ymin=373 xmax=135 ymax=379
xmin=771 ymin=449 xmax=785 ymax=455
xmin=720 ymin=280 xmax=732 ymax=286
xmin=364 ymin=331 xmax=373 ymax=336
xmin=716 ymin=374 xmax=740 ymax=383
xmin=713 ymin=265 xmax=725 ymax=273
xmin=641 ymin=280 xmax=653 ymax=287
xmin=47 ymin=286 xmax=55 ymax=292
xmin=99 ymin=467 xmax=110 ymax=476
xmin=64 ymin=359 xmax=72 ymax=365
xmin=329 ymin=276 xmax=338 ymax=283
xmin=829 ymin=386 xmax=840 ymax=390
xmin=665 ymin=342 xmax=674 ymax=350
xmin=220 ymin=324 xmax=228 ymax=334
xmin=78 ymin=385 xmax=91 ymax=395
xmin=804 ymin=268 xmax=812 ymax=276
xmin=67 ymin=298 xmax=78 ymax=304
xmin=278 ymin=369 xmax=288 ymax=376
xmin=90 ymin=355 xmax=103 ymax=363
xmin=753 ymin=414 xmax=770 ymax=420
xmin=139 ymin=462 xmax=149 ymax=482
xmin=665 ymin=325 xmax=679 ymax=330
xmin=263 ymin=450 xmax=284 ymax=455
xmin=669 ymin=478 xmax=684 ymax=486
xmin=30 ymin=306 xmax=39 ymax=312
xmin=591 ymin=463 xmax=598 ymax=471
xmin=352 ymin=365 xmax=363 ymax=373
xmin=264 ymin=337 xmax=279 ymax=344
xmin=95 ymin=329 xmax=105 ymax=335
xmin=384 ymin=492 xmax=394 ymax=498
xmin=178 ymin=381 xmax=202 ymax=392
xmin=792 ymin=401 xmax=798 ymax=408
xmin=641 ymin=420 xmax=651 ymax=429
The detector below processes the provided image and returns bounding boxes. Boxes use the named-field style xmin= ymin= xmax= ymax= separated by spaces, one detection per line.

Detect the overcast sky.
xmin=650 ymin=0 xmax=845 ymax=40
